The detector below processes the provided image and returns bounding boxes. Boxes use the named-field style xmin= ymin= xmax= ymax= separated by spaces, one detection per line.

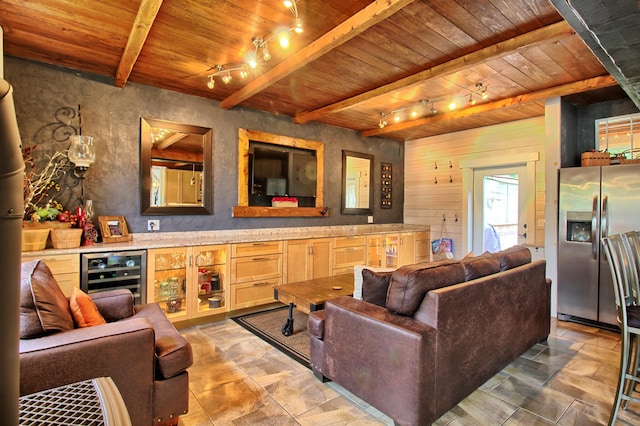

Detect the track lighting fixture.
xmin=377 ymin=83 xmax=489 ymax=128
xmin=206 ymin=0 xmax=302 ymax=89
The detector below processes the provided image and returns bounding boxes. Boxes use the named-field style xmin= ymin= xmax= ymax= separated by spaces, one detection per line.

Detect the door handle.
xmin=601 ymin=195 xmax=608 ymax=240
xmin=591 ymin=195 xmax=598 ymax=260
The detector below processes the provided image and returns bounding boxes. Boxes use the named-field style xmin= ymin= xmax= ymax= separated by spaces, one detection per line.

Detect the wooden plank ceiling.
xmin=0 ymin=0 xmax=629 ymax=141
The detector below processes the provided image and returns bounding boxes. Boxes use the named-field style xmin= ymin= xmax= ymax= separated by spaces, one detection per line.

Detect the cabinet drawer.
xmin=333 ymin=246 xmax=366 ymax=269
xmin=231 ymin=254 xmax=282 ymax=283
xmin=333 ymin=266 xmax=356 ymax=276
xmin=23 ymin=253 xmax=79 ymax=275
xmin=232 ymin=241 xmax=282 ymax=257
xmin=230 ymin=278 xmax=281 ymax=310
xmin=334 ymin=236 xmax=366 ymax=248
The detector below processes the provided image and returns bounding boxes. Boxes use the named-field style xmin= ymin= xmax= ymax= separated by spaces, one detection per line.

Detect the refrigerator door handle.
xmin=601 ymin=195 xmax=609 ymax=240
xmin=591 ymin=195 xmax=598 ymax=259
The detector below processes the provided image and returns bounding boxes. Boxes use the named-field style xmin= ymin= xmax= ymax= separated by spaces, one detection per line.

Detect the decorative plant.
xmin=22 ymin=145 xmax=75 ymax=223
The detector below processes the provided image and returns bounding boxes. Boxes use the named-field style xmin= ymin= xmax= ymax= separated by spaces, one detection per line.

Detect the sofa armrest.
xmin=91 ymin=289 xmax=134 ymax=322
xmin=19 ymin=317 xmax=156 ymax=423
xmin=321 ymin=296 xmax=438 ymax=425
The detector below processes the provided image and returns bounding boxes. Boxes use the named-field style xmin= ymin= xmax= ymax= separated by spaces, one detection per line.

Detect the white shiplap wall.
xmin=404 ymin=117 xmax=546 ymax=258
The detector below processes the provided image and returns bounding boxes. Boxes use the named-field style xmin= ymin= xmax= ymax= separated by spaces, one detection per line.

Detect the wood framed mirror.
xmin=342 ymin=150 xmax=373 ymax=215
xmin=140 ymin=117 xmax=213 ymax=215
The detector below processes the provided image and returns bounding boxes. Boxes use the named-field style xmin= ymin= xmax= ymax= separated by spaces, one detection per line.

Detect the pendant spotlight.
xmin=206 ymin=1 xmax=303 ymax=89
xmin=377 ymin=83 xmax=489 ymax=129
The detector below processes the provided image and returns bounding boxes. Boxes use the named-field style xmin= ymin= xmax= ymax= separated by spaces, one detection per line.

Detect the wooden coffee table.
xmin=274 ymin=273 xmax=353 ymax=336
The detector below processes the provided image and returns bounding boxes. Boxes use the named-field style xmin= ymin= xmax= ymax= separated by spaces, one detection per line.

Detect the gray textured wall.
xmin=7 ymin=57 xmax=404 ymax=233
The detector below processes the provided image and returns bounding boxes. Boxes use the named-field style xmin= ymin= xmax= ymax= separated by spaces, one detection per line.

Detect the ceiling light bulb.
xmin=431 ymin=108 xmax=437 ymax=115
xmin=262 ymin=45 xmax=271 ymax=61
xmin=283 ymin=0 xmax=293 ymax=7
xmin=222 ymin=72 xmax=232 ymax=84
xmin=240 ymin=69 xmax=248 ymax=79
xmin=207 ymin=77 xmax=215 ymax=89
xmin=295 ymin=20 xmax=303 ymax=33
xmin=394 ymin=113 xmax=401 ymax=123
xmin=245 ymin=51 xmax=258 ymax=69
xmin=481 ymin=89 xmax=488 ymax=99
xmin=449 ymin=101 xmax=457 ymax=110
xmin=279 ymin=32 xmax=290 ymax=48
xmin=411 ymin=110 xmax=418 ymax=118
xmin=468 ymin=94 xmax=476 ymax=105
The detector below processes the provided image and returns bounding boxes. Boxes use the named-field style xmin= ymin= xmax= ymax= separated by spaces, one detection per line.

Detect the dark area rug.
xmin=232 ymin=306 xmax=311 ymax=368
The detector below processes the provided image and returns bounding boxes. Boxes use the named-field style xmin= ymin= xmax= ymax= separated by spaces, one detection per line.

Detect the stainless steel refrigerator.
xmin=558 ymin=163 xmax=640 ymax=327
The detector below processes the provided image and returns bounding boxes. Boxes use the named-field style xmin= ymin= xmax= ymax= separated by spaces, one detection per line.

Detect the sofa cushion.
xmin=70 ymin=287 xmax=107 ymax=327
xmin=385 ymin=261 xmax=466 ymax=316
xmin=460 ymin=253 xmax=500 ymax=281
xmin=20 ymin=260 xmax=74 ymax=339
xmin=495 ymin=245 xmax=531 ymax=271
xmin=133 ymin=303 xmax=193 ymax=379
xmin=353 ymin=265 xmax=395 ymax=300
xmin=361 ymin=269 xmax=392 ymax=306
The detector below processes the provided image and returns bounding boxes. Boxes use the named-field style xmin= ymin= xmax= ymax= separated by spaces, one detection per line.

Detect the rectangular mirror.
xmin=342 ymin=150 xmax=373 ymax=214
xmin=140 ymin=118 xmax=213 ymax=215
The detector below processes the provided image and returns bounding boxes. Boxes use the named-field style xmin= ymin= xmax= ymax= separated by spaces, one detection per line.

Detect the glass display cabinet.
xmin=147 ymin=245 xmax=229 ymax=322
xmin=193 ymin=245 xmax=228 ymax=318
xmin=147 ymin=247 xmax=188 ymax=322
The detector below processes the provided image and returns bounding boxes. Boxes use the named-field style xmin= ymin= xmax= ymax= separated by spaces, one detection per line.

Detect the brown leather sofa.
xmin=19 ymin=260 xmax=192 ymax=426
xmin=309 ymin=246 xmax=550 ymax=426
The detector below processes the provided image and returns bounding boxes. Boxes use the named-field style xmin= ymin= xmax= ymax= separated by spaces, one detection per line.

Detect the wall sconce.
xmin=68 ymin=135 xmax=95 ymax=179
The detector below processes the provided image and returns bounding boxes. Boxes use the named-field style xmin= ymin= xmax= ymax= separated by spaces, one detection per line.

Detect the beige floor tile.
xmin=177 ymin=318 xmax=626 ymax=426
xmin=490 ymin=376 xmax=574 ymax=422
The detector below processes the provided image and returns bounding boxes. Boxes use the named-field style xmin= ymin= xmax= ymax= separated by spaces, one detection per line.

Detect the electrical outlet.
xmin=148 ymin=220 xmax=160 ymax=231
xmin=367 ymin=216 xmax=374 ymax=224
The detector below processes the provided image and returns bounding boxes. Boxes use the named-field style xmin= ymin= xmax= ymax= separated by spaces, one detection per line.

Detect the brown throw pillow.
xmin=361 ymin=269 xmax=392 ymax=307
xmin=20 ymin=260 xmax=74 ymax=339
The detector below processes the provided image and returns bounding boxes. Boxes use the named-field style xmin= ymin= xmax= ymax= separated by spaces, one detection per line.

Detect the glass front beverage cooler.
xmin=81 ymin=250 xmax=147 ymax=304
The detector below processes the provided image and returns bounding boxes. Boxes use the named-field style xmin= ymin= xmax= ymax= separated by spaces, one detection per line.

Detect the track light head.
xmin=207 ymin=77 xmax=215 ymax=89
xmin=222 ymin=72 xmax=232 ymax=84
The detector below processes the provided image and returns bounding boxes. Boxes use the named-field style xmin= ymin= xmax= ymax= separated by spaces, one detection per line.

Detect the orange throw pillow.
xmin=70 ymin=287 xmax=106 ymax=327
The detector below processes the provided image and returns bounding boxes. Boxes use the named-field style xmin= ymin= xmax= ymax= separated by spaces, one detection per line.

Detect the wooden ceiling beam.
xmin=114 ymin=0 xmax=163 ymax=88
xmin=295 ymin=20 xmax=575 ymax=124
xmin=361 ymin=75 xmax=618 ymax=137
xmin=220 ymin=0 xmax=417 ymax=110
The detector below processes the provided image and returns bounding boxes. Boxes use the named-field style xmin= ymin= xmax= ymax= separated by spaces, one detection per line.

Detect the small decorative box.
xmin=271 ymin=197 xmax=298 ymax=207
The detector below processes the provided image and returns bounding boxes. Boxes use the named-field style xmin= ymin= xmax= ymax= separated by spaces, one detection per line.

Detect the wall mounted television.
xmin=248 ymin=141 xmax=317 ymax=206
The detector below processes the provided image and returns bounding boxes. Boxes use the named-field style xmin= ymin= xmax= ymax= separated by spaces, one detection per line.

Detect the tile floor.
xmin=177 ymin=318 xmax=640 ymax=425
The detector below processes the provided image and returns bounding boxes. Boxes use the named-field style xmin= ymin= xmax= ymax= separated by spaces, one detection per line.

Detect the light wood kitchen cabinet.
xmin=22 ymin=253 xmax=79 ymax=296
xmin=230 ymin=241 xmax=283 ymax=309
xmin=333 ymin=235 xmax=367 ymax=275
xmin=398 ymin=232 xmax=416 ymax=266
xmin=284 ymin=238 xmax=332 ymax=283
xmin=414 ymin=230 xmax=431 ymax=263
xmin=366 ymin=234 xmax=399 ymax=268
xmin=147 ymin=245 xmax=230 ymax=323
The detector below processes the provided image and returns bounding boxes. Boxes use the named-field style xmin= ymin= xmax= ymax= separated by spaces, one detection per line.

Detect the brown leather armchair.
xmin=19 ymin=260 xmax=192 ymax=426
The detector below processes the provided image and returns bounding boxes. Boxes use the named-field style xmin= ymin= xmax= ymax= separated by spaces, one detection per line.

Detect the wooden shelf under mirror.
xmin=232 ymin=206 xmax=330 ymax=217
xmin=235 ymin=128 xmax=327 ymax=218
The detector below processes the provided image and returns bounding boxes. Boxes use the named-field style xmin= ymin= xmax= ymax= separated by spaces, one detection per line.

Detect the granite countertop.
xmin=22 ymin=223 xmax=430 ymax=256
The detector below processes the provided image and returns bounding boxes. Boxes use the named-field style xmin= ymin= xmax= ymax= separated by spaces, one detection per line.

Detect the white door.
xmin=472 ymin=166 xmax=528 ymax=254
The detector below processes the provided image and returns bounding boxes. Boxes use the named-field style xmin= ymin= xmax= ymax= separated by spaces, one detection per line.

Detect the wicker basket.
xmin=50 ymin=228 xmax=83 ymax=249
xmin=22 ymin=228 xmax=50 ymax=252
xmin=620 ymin=149 xmax=640 ymax=164
xmin=581 ymin=150 xmax=610 ymax=167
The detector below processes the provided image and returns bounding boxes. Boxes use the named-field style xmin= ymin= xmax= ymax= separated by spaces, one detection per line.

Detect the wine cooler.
xmin=81 ymin=250 xmax=147 ymax=304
